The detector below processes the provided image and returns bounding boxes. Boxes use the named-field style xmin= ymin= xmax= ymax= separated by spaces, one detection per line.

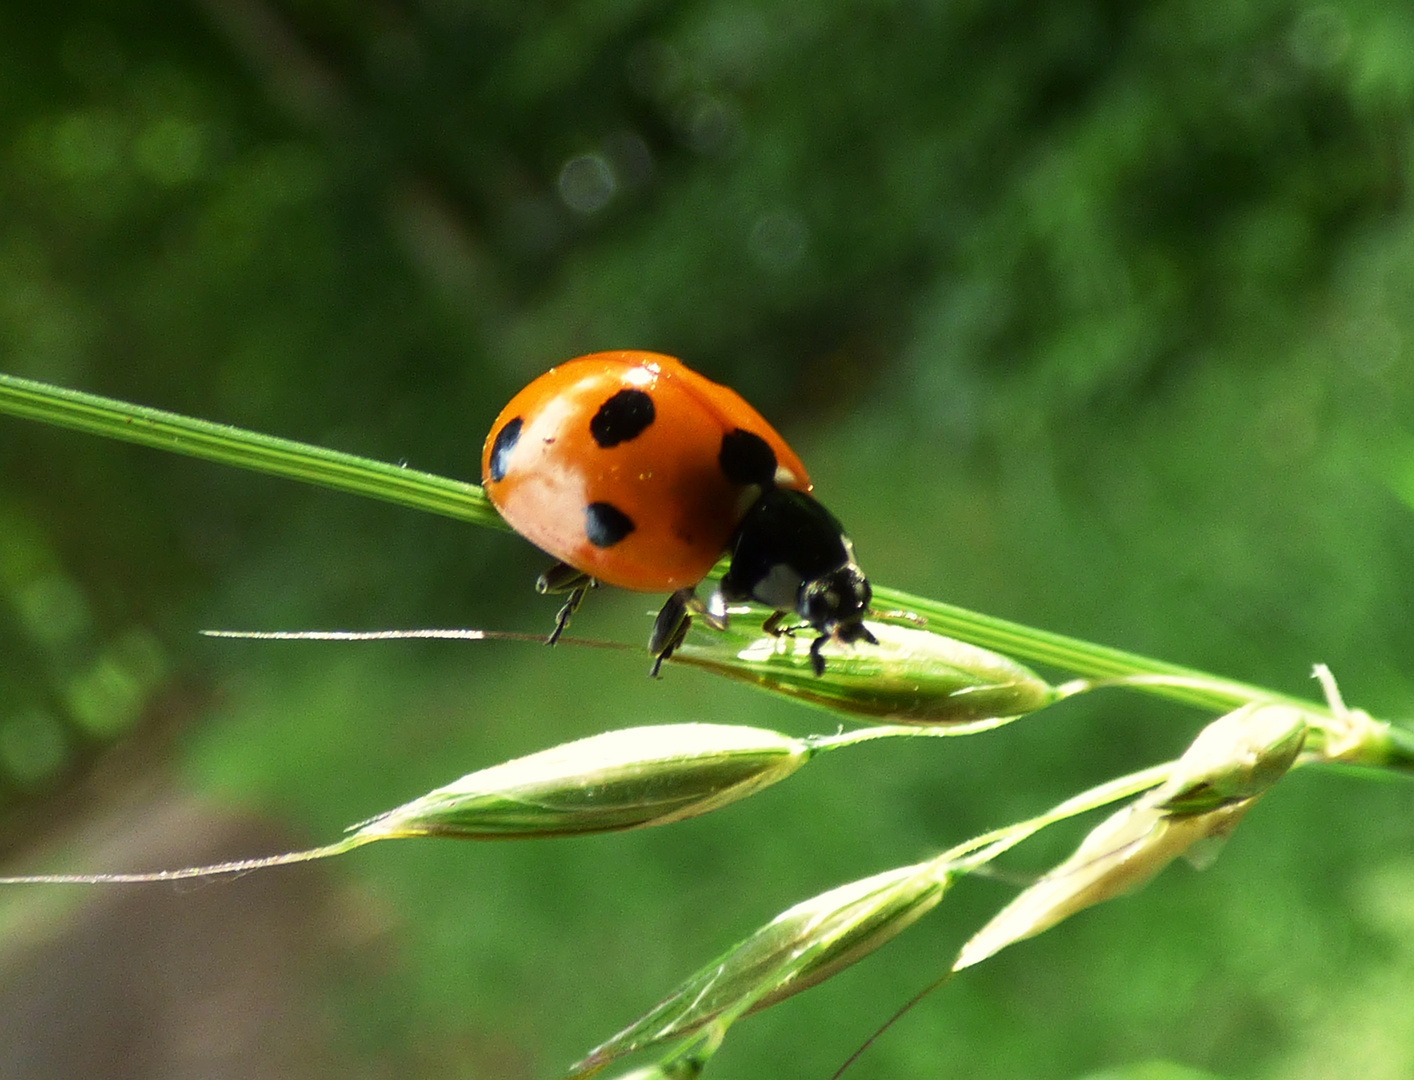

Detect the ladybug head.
xmin=800 ymin=563 xmax=877 ymax=676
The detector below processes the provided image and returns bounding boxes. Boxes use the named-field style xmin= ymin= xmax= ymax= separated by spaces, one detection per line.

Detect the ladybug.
xmin=481 ymin=351 xmax=875 ymax=676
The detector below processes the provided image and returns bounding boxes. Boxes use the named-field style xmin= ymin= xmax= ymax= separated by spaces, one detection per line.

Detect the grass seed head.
xmin=1150 ymin=702 xmax=1308 ymax=814
xmin=353 ymin=723 xmax=810 ymax=840
xmin=955 ymin=702 xmax=1309 ymax=970
xmin=672 ymin=619 xmax=1056 ymax=725
xmin=954 ymin=796 xmax=1256 ymax=970
xmin=571 ymin=859 xmax=953 ymax=1075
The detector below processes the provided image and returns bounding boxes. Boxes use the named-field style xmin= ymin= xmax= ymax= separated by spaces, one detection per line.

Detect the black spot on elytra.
xmin=585 ymin=502 xmax=635 ymax=547
xmin=718 ymin=428 xmax=778 ymax=486
xmin=590 ymin=389 xmax=655 ymax=448
xmin=487 ymin=417 xmax=522 ymax=481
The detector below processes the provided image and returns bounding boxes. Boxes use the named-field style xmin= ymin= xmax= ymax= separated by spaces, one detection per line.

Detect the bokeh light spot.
xmin=65 ymin=655 xmax=144 ymax=738
xmin=13 ymin=573 xmax=92 ymax=651
xmin=558 ymin=153 xmax=616 ymax=214
xmin=749 ymin=212 xmax=808 ymax=271
xmin=680 ymin=94 xmax=740 ymax=155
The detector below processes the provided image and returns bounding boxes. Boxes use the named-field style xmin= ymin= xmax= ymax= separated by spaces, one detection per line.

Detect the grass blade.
xmin=0 ymin=372 xmax=503 ymax=529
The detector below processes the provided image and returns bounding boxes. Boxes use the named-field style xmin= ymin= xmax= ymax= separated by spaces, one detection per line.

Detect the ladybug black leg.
xmin=535 ymin=562 xmax=596 ymax=645
xmin=648 ymin=588 xmax=704 ymax=677
xmin=808 ymin=620 xmax=877 ymax=676
xmin=761 ymin=610 xmax=795 ymax=637
xmin=547 ymin=588 xmax=589 ymax=646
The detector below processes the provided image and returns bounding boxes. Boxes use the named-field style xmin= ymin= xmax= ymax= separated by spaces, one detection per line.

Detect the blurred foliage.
xmin=2 ymin=0 xmax=1414 ymax=1077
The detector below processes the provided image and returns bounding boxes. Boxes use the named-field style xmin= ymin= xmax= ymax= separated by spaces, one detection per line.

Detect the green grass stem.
xmin=5 ymin=369 xmax=1413 ymax=770
xmin=0 ymin=372 xmax=503 ymax=530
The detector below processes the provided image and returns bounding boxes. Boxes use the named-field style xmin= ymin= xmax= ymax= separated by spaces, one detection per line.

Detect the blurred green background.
xmin=2 ymin=0 xmax=1414 ymax=1077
